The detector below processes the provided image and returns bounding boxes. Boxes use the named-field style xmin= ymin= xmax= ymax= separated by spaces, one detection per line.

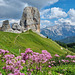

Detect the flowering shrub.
xmin=0 ymin=48 xmax=75 ymax=75
xmin=0 ymin=49 xmax=9 ymax=56
xmin=0 ymin=72 xmax=2 ymax=75
xmin=55 ymin=54 xmax=60 ymax=57
xmin=66 ymin=55 xmax=75 ymax=59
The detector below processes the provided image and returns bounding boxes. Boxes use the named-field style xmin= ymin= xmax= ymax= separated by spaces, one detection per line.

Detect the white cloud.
xmin=41 ymin=20 xmax=52 ymax=28
xmin=54 ymin=9 xmax=75 ymax=26
xmin=50 ymin=7 xmax=67 ymax=19
xmin=0 ymin=0 xmax=7 ymax=6
xmin=0 ymin=0 xmax=59 ymax=19
xmin=9 ymin=19 xmax=20 ymax=24
xmin=20 ymin=0 xmax=59 ymax=9
xmin=41 ymin=7 xmax=67 ymax=19
xmin=0 ymin=0 xmax=59 ymax=28
xmin=0 ymin=0 xmax=29 ymax=19
xmin=55 ymin=18 xmax=75 ymax=26
xmin=40 ymin=9 xmax=50 ymax=16
xmin=40 ymin=9 xmax=51 ymax=19
xmin=68 ymin=9 xmax=75 ymax=22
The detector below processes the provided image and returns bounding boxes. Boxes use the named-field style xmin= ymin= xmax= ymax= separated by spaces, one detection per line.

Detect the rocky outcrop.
xmin=20 ymin=7 xmax=40 ymax=32
xmin=6 ymin=28 xmax=22 ymax=33
xmin=1 ymin=20 xmax=11 ymax=31
xmin=12 ymin=23 xmax=19 ymax=30
xmin=12 ymin=23 xmax=23 ymax=31
xmin=0 ymin=7 xmax=40 ymax=33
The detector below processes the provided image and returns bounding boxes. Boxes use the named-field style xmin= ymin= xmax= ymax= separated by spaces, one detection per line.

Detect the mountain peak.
xmin=41 ymin=24 xmax=75 ymax=40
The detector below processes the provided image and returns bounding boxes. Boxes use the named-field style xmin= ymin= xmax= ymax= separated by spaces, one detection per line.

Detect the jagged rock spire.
xmin=20 ymin=7 xmax=40 ymax=32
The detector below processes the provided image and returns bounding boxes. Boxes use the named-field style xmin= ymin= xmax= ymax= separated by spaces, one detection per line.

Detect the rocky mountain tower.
xmin=20 ymin=7 xmax=40 ymax=32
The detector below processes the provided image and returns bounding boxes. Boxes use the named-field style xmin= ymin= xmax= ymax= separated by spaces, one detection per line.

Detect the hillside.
xmin=0 ymin=30 xmax=72 ymax=56
xmin=55 ymin=41 xmax=75 ymax=53
xmin=41 ymin=25 xmax=75 ymax=41
xmin=59 ymin=36 xmax=75 ymax=43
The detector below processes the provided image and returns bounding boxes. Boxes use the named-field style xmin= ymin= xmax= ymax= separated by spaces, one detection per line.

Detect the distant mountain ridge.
xmin=59 ymin=36 xmax=75 ymax=43
xmin=41 ymin=24 xmax=75 ymax=41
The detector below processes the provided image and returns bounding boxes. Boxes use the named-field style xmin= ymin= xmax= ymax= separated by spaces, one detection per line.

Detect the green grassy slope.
xmin=51 ymin=64 xmax=75 ymax=75
xmin=0 ymin=30 xmax=72 ymax=56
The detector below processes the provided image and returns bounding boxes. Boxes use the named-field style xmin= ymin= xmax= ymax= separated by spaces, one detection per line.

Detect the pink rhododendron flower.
xmin=72 ymin=60 xmax=75 ymax=63
xmin=8 ymin=73 xmax=14 ymax=75
xmin=66 ymin=55 xmax=75 ymax=59
xmin=0 ymin=49 xmax=9 ymax=55
xmin=55 ymin=54 xmax=60 ymax=57
xmin=59 ymin=60 xmax=60 ymax=63
xmin=48 ymin=65 xmax=51 ymax=68
xmin=0 ymin=72 xmax=2 ymax=75
xmin=61 ymin=59 xmax=65 ymax=62
xmin=2 ymin=48 xmax=75 ymax=75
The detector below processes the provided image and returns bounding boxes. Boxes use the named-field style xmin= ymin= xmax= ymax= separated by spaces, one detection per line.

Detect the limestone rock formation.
xmin=20 ymin=7 xmax=40 ymax=32
xmin=6 ymin=28 xmax=22 ymax=33
xmin=1 ymin=20 xmax=11 ymax=31
xmin=0 ymin=7 xmax=40 ymax=33
xmin=12 ymin=23 xmax=18 ymax=30
xmin=12 ymin=23 xmax=22 ymax=31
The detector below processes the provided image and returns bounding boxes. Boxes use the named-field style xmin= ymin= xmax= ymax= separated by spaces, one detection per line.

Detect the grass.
xmin=0 ymin=30 xmax=73 ymax=56
xmin=51 ymin=64 xmax=75 ymax=75
xmin=0 ymin=30 xmax=75 ymax=75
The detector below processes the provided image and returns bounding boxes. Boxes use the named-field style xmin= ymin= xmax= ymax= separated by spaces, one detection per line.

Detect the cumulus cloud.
xmin=0 ymin=0 xmax=7 ymax=6
xmin=50 ymin=7 xmax=67 ymax=19
xmin=9 ymin=19 xmax=20 ymax=24
xmin=0 ymin=0 xmax=29 ymax=19
xmin=41 ymin=20 xmax=52 ymax=28
xmin=20 ymin=0 xmax=58 ymax=9
xmin=55 ymin=18 xmax=75 ymax=25
xmin=40 ymin=9 xmax=50 ymax=16
xmin=68 ymin=9 xmax=75 ymax=22
xmin=40 ymin=9 xmax=51 ymax=19
xmin=41 ymin=7 xmax=67 ymax=19
xmin=54 ymin=9 xmax=75 ymax=26
xmin=0 ymin=0 xmax=59 ymax=19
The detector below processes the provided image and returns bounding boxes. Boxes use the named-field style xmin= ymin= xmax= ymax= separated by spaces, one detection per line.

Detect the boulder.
xmin=20 ymin=7 xmax=40 ymax=32
xmin=12 ymin=23 xmax=18 ymax=30
xmin=6 ymin=28 xmax=22 ymax=33
xmin=1 ymin=20 xmax=11 ymax=31
xmin=12 ymin=23 xmax=23 ymax=31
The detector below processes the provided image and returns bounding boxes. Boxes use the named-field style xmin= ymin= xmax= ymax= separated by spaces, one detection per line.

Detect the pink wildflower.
xmin=48 ymin=65 xmax=51 ymax=68
xmin=55 ymin=54 xmax=60 ymax=57
xmin=0 ymin=72 xmax=2 ymax=75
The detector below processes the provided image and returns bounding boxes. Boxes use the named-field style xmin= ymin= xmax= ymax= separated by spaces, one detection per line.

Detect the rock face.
xmin=20 ymin=7 xmax=40 ymax=32
xmin=41 ymin=24 xmax=75 ymax=40
xmin=12 ymin=23 xmax=23 ymax=31
xmin=12 ymin=23 xmax=19 ymax=30
xmin=0 ymin=7 xmax=40 ymax=33
xmin=1 ymin=20 xmax=11 ymax=31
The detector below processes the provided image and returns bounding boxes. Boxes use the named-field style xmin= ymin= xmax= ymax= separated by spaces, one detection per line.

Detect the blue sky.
xmin=0 ymin=0 xmax=75 ymax=28
xmin=46 ymin=0 xmax=75 ymax=12
xmin=40 ymin=0 xmax=75 ymax=28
